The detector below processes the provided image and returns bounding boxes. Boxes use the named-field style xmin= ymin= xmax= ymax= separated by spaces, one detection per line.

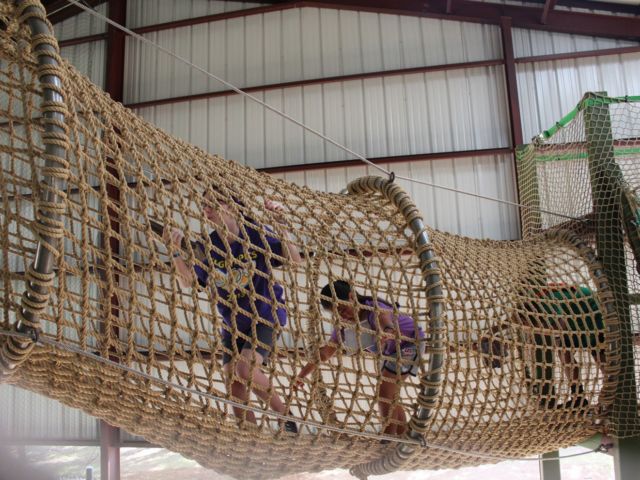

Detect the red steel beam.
xmin=540 ymin=0 xmax=557 ymax=25
xmin=125 ymin=58 xmax=503 ymax=110
xmin=45 ymin=0 xmax=640 ymax=40
xmin=260 ymin=147 xmax=513 ymax=174
xmin=500 ymin=17 xmax=523 ymax=147
xmin=100 ymin=2 xmax=125 ymax=479
xmin=46 ymin=0 xmax=108 ymax=24
xmin=557 ymin=0 xmax=640 ymax=16
xmin=124 ymin=1 xmax=640 ymax=41
xmin=516 ymin=45 xmax=640 ymax=64
xmin=59 ymin=32 xmax=108 ymax=48
xmin=312 ymin=0 xmax=640 ymax=41
xmin=499 ymin=16 xmax=524 ymax=237
xmin=105 ymin=0 xmax=127 ymax=102
xmin=5 ymin=147 xmax=514 ymax=205
xmin=100 ymin=420 xmax=120 ymax=480
xmin=131 ymin=3 xmax=301 ymax=34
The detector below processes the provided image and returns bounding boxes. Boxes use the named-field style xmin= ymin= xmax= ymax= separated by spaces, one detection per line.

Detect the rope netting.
xmin=0 ymin=1 xmax=633 ymax=478
xmin=517 ymin=93 xmax=640 ymax=438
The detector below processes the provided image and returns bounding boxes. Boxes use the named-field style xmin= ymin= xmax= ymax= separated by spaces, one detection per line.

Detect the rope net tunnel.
xmin=0 ymin=1 xmax=635 ymax=478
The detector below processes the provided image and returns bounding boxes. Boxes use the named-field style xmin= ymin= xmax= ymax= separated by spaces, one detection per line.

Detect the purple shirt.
xmin=193 ymin=224 xmax=286 ymax=337
xmin=330 ymin=298 xmax=423 ymax=355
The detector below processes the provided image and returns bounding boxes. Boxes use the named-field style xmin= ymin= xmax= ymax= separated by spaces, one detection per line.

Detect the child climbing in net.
xmin=164 ymin=189 xmax=302 ymax=433
xmin=294 ymin=280 xmax=424 ymax=439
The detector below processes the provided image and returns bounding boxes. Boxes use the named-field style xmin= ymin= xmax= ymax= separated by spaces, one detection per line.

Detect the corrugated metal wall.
xmin=513 ymin=28 xmax=638 ymax=58
xmin=124 ymin=6 xmax=518 ymax=242
xmin=272 ymin=153 xmax=519 ymax=240
xmin=52 ymin=3 xmax=108 ymax=41
xmin=512 ymin=16 xmax=640 ymax=141
xmin=124 ymin=9 xmax=502 ymax=104
xmin=53 ymin=3 xmax=108 ymax=88
xmin=0 ymin=385 xmax=99 ymax=442
xmin=517 ymin=51 xmax=640 ymax=141
xmin=126 ymin=0 xmax=264 ymax=29
xmin=60 ymin=41 xmax=107 ymax=88
xmin=134 ymin=66 xmax=510 ymax=168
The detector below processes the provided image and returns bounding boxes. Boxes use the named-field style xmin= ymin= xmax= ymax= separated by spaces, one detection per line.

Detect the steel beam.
xmin=517 ymin=45 xmax=640 ymax=64
xmin=59 ymin=32 xmax=108 ymax=48
xmin=500 ymin=17 xmax=524 ymax=147
xmin=261 ymin=147 xmax=513 ymax=174
xmin=117 ymin=0 xmax=640 ymax=41
xmin=45 ymin=0 xmax=107 ymax=24
xmin=97 ymin=2 xmax=126 ymax=479
xmin=125 ymin=58 xmax=503 ymax=110
xmin=100 ymin=420 xmax=120 ymax=480
xmin=540 ymin=0 xmax=557 ymax=25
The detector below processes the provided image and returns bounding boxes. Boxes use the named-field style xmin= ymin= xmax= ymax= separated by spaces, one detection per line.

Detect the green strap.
xmin=533 ymin=146 xmax=640 ymax=163
xmin=540 ymin=94 xmax=640 ymax=140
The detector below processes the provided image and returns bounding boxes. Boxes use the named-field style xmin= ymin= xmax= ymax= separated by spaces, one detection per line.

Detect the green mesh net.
xmin=517 ymin=93 xmax=640 ymax=437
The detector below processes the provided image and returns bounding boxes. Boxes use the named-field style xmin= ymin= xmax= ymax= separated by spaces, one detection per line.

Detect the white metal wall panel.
xmin=53 ymin=3 xmax=108 ymax=41
xmin=60 ymin=41 xmax=107 ymax=89
xmin=513 ymin=28 xmax=639 ymax=59
xmin=517 ymin=52 xmax=640 ymax=141
xmin=124 ymin=8 xmax=502 ymax=104
xmin=126 ymin=0 xmax=264 ymax=29
xmin=0 ymin=385 xmax=99 ymax=441
xmin=133 ymin=66 xmax=510 ymax=167
xmin=272 ymin=154 xmax=519 ymax=241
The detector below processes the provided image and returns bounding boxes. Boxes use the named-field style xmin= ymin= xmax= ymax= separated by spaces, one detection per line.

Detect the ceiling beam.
xmin=259 ymin=147 xmax=513 ymax=174
xmin=125 ymin=58 xmax=503 ymax=110
xmin=58 ymin=32 xmax=107 ymax=48
xmin=500 ymin=17 xmax=523 ymax=147
xmin=516 ymin=44 xmax=640 ymax=64
xmin=446 ymin=0 xmax=454 ymax=15
xmin=540 ymin=0 xmax=557 ymax=25
xmin=558 ymin=0 xmax=639 ymax=16
xmin=306 ymin=0 xmax=640 ymax=41
xmin=126 ymin=0 xmax=640 ymax=41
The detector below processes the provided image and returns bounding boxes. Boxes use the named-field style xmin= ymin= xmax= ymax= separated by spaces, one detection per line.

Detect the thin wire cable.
xmin=62 ymin=0 xmax=584 ymax=223
xmin=47 ymin=3 xmax=73 ymax=17
xmin=46 ymin=0 xmax=91 ymax=18
xmin=0 ymin=327 xmax=602 ymax=462
xmin=64 ymin=0 xmax=384 ymax=174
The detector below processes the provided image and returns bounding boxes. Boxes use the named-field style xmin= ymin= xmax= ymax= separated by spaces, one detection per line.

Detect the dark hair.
xmin=319 ymin=280 xmax=402 ymax=311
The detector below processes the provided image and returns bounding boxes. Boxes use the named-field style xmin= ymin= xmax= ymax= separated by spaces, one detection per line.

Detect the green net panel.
xmin=518 ymin=93 xmax=640 ymax=438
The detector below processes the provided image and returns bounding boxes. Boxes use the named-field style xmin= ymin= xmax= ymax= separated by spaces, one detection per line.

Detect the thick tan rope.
xmin=0 ymin=1 xmax=636 ymax=478
xmin=0 ymin=0 xmax=69 ymax=378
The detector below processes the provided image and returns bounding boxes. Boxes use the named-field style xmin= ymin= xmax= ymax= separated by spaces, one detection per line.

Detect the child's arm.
xmin=294 ymin=344 xmax=337 ymax=389
xmin=164 ymin=227 xmax=195 ymax=288
xmin=377 ymin=309 xmax=396 ymax=339
xmin=264 ymin=199 xmax=303 ymax=264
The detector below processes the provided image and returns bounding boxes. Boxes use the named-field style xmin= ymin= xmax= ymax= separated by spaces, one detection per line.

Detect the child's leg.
xmin=379 ymin=369 xmax=404 ymax=435
xmin=235 ymin=348 xmax=286 ymax=415
xmin=224 ymin=361 xmax=257 ymax=423
xmin=392 ymin=390 xmax=407 ymax=436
